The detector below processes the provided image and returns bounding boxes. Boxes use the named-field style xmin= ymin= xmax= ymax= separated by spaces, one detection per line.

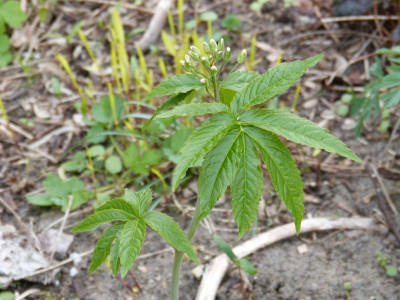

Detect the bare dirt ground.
xmin=1 ymin=0 xmax=400 ymax=299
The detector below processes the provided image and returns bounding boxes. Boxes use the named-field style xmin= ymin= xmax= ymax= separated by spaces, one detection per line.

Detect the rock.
xmin=302 ymin=99 xmax=318 ymax=109
xmin=341 ymin=118 xmax=356 ymax=131
xmin=39 ymin=229 xmax=74 ymax=257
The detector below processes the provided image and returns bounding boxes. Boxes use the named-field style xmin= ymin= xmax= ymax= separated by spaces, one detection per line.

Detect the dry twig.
xmin=196 ymin=217 xmax=377 ymax=300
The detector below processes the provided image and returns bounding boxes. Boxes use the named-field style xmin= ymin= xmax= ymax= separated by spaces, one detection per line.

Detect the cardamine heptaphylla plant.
xmin=73 ymin=39 xmax=361 ymax=299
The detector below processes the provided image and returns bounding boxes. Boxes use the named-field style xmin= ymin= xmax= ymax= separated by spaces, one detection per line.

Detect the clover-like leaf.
xmin=0 ymin=1 xmax=27 ymax=28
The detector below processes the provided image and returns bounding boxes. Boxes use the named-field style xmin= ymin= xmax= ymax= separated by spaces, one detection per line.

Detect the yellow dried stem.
xmin=56 ymin=54 xmax=89 ymax=114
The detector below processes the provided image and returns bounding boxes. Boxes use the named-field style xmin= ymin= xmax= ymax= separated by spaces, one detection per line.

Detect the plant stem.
xmin=170 ymin=200 xmax=202 ymax=300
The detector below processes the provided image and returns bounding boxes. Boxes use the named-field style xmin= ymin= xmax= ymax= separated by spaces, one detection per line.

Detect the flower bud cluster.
xmin=180 ymin=39 xmax=247 ymax=91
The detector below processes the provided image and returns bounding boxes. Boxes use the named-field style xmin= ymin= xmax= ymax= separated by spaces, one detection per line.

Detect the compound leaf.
xmin=89 ymin=222 xmax=124 ymax=273
xmin=230 ymin=54 xmax=324 ymax=113
xmin=143 ymin=211 xmax=198 ymax=262
xmin=95 ymin=198 xmax=136 ymax=217
xmin=244 ymin=126 xmax=304 ymax=234
xmin=239 ymin=109 xmax=361 ymax=163
xmin=144 ymin=92 xmax=191 ymax=128
xmin=198 ymin=126 xmax=243 ymax=218
xmin=143 ymin=75 xmax=203 ymax=102
xmin=172 ymin=112 xmax=236 ymax=190
xmin=220 ymin=71 xmax=259 ymax=91
xmin=231 ymin=134 xmax=263 ymax=239
xmin=110 ymin=230 xmax=122 ymax=276
xmin=119 ymin=219 xmax=146 ymax=278
xmin=124 ymin=188 xmax=152 ymax=217
xmin=157 ymin=102 xmax=229 ymax=118
xmin=71 ymin=209 xmax=132 ymax=232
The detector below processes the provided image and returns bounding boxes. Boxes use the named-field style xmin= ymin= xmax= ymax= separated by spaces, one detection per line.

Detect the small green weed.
xmin=0 ymin=0 xmax=27 ymax=67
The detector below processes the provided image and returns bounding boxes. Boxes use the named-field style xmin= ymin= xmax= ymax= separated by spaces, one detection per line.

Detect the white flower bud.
xmin=200 ymin=78 xmax=206 ymax=84
xmin=180 ymin=60 xmax=185 ymax=66
xmin=237 ymin=49 xmax=247 ymax=64
xmin=211 ymin=66 xmax=217 ymax=71
xmin=185 ymin=54 xmax=190 ymax=63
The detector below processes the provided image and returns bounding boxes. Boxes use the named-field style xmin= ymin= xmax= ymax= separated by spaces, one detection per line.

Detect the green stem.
xmin=170 ymin=201 xmax=202 ymax=300
xmin=212 ymin=75 xmax=219 ymax=102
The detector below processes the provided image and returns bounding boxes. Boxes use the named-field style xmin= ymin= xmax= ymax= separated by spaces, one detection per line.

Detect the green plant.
xmin=27 ymin=173 xmax=93 ymax=211
xmin=55 ymin=9 xmax=193 ymax=203
xmin=377 ymin=253 xmax=398 ymax=277
xmin=250 ymin=0 xmax=270 ymax=12
xmin=351 ymin=46 xmax=400 ymax=136
xmin=344 ymin=282 xmax=351 ymax=300
xmin=0 ymin=0 xmax=27 ymax=67
xmin=0 ymin=291 xmax=15 ymax=300
xmin=222 ymin=15 xmax=241 ymax=32
xmin=337 ymin=93 xmax=352 ymax=117
xmin=214 ymin=235 xmax=256 ymax=297
xmin=72 ymin=188 xmax=197 ymax=277
xmin=76 ymin=41 xmax=361 ymax=299
xmin=214 ymin=235 xmax=257 ymax=275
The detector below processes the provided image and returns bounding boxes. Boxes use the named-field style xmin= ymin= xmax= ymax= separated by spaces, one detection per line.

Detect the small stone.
xmin=191 ymin=264 xmax=204 ymax=279
xmin=341 ymin=118 xmax=356 ymax=131
xmin=321 ymin=109 xmax=336 ymax=120
xmin=69 ymin=267 xmax=78 ymax=277
xmin=302 ymin=99 xmax=318 ymax=109
xmin=297 ymin=244 xmax=308 ymax=254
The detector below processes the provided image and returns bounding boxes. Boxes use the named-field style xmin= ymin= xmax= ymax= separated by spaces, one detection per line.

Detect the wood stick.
xmin=196 ymin=217 xmax=377 ymax=300
xmin=136 ymin=0 xmax=173 ymax=51
xmin=321 ymin=15 xmax=399 ymax=23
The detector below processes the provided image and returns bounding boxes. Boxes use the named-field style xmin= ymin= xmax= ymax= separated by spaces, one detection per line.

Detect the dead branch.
xmin=136 ymin=0 xmax=173 ymax=52
xmin=196 ymin=217 xmax=377 ymax=300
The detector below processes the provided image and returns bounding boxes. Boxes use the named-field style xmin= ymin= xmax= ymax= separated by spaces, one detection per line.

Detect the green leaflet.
xmin=0 ymin=1 xmax=27 ymax=28
xmin=95 ymin=198 xmax=136 ymax=217
xmin=143 ymin=74 xmax=203 ymax=102
xmin=89 ymin=223 xmax=125 ymax=273
xmin=172 ymin=112 xmax=236 ymax=190
xmin=244 ymin=126 xmax=304 ymax=234
xmin=71 ymin=209 xmax=132 ymax=232
xmin=219 ymin=88 xmax=237 ymax=106
xmin=124 ymin=188 xmax=152 ymax=217
xmin=214 ymin=235 xmax=236 ymax=261
xmin=157 ymin=102 xmax=229 ymax=118
xmin=119 ymin=219 xmax=146 ymax=277
xmin=144 ymin=92 xmax=191 ymax=129
xmin=198 ymin=126 xmax=243 ymax=219
xmin=143 ymin=211 xmax=198 ymax=262
xmin=220 ymin=71 xmax=259 ymax=91
xmin=110 ymin=230 xmax=121 ymax=276
xmin=230 ymin=54 xmax=324 ymax=113
xmin=219 ymin=71 xmax=259 ymax=106
xmin=239 ymin=109 xmax=362 ymax=163
xmin=231 ymin=134 xmax=264 ymax=239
